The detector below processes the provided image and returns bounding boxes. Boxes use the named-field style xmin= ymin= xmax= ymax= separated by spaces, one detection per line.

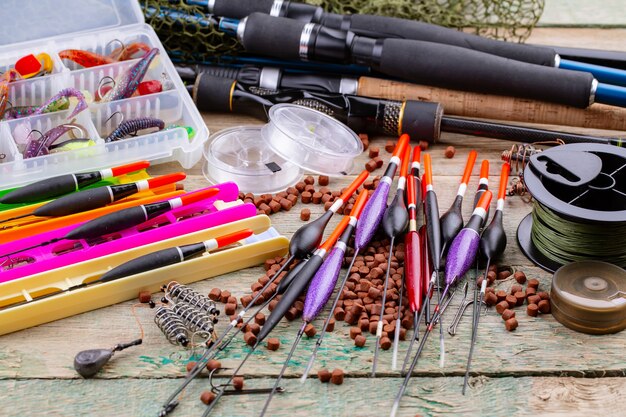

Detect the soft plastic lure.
xmin=99 ymin=48 xmax=159 ymax=102
xmin=0 ymin=69 xmax=21 ymax=117
xmin=105 ymin=117 xmax=165 ymax=142
xmin=23 ymin=121 xmax=87 ymax=159
xmin=32 ymin=88 xmax=87 ymax=119
xmin=59 ymin=42 xmax=152 ymax=68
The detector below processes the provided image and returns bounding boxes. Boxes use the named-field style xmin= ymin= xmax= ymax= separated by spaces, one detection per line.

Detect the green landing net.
xmin=140 ymin=0 xmax=545 ymax=64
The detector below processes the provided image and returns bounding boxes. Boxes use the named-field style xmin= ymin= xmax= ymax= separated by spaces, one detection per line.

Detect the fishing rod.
xmin=224 ymin=13 xmax=626 ymax=108
xmin=193 ymin=74 xmax=626 ymax=146
xmin=401 ymin=154 xmax=442 ymax=373
xmin=0 ymin=161 xmax=150 ymax=205
xmin=0 ymin=173 xmax=185 ymax=227
xmin=259 ymin=191 xmax=368 ymax=416
xmin=1 ymin=229 xmax=252 ymax=311
xmin=372 ymin=145 xmax=410 ymax=377
xmin=463 ymin=164 xmax=510 ymax=395
xmin=391 ymin=191 xmax=493 ymax=417
xmin=201 ymin=215 xmax=353 ymax=417
xmin=158 ymin=172 xmax=367 ymax=417
xmin=299 ymin=136 xmax=409 ymax=382
xmin=0 ymin=188 xmax=218 ymax=260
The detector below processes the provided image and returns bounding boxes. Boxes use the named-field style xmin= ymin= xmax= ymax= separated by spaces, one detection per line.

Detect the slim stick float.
xmin=302 ymin=137 xmax=407 ymax=381
xmin=0 ymin=188 xmax=218 ymax=260
xmin=201 ymin=215 xmax=353 ymax=417
xmin=0 ymin=161 xmax=150 ymax=204
xmin=0 ymin=173 xmax=185 ymax=227
xmin=373 ymin=145 xmax=410 ymax=376
xmin=463 ymin=164 xmax=509 ymax=394
xmin=158 ymin=173 xmax=368 ymax=417
xmin=259 ymin=191 xmax=368 ymax=416
xmin=391 ymin=190 xmax=492 ymax=417
xmin=473 ymin=160 xmax=490 ymax=226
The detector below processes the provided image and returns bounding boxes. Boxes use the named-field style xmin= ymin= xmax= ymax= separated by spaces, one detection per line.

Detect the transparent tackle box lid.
xmin=0 ymin=0 xmax=208 ymax=189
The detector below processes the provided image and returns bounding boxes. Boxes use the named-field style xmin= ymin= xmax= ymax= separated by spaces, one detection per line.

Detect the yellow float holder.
xmin=0 ymin=213 xmax=288 ymax=336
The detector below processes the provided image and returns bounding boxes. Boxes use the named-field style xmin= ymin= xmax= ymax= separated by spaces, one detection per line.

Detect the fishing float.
xmin=0 ymin=161 xmax=150 ymax=204
xmin=0 ymin=173 xmax=185 ymax=226
xmin=473 ymin=160 xmax=490 ymax=226
xmin=0 ymin=188 xmax=218 ymax=260
xmin=391 ymin=190 xmax=493 ymax=417
xmin=463 ymin=164 xmax=510 ymax=394
xmin=200 ymin=214 xmax=354 ymax=417
xmin=259 ymin=191 xmax=368 ymax=416
xmin=158 ymin=172 xmax=368 ymax=417
xmin=372 ymin=145 xmax=410 ymax=376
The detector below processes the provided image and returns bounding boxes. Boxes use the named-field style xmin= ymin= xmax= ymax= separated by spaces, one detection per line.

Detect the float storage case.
xmin=0 ymin=0 xmax=208 ymax=189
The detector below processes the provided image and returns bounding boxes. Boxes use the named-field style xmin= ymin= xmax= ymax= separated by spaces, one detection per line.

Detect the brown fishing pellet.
xmin=369 ymin=146 xmax=380 ymax=158
xmin=267 ymin=338 xmax=280 ymax=351
xmin=369 ymin=321 xmax=378 ymax=335
xmin=251 ymin=282 xmax=263 ymax=292
xmin=444 ymin=146 xmax=456 ymax=158
xmin=385 ymin=140 xmax=395 ymax=153
xmin=502 ymin=309 xmax=516 ymax=321
xmin=304 ymin=175 xmax=315 ymax=185
xmin=258 ymin=203 xmax=271 ymax=215
xmin=206 ymin=359 xmax=221 ymax=371
xmin=318 ymin=175 xmax=330 ymax=186
xmin=253 ymin=197 xmax=263 ymax=207
xmin=380 ymin=337 xmax=392 ymax=350
xmin=505 ymin=318 xmax=518 ymax=331
xmin=255 ymin=313 xmax=266 ymax=326
xmin=241 ymin=295 xmax=253 ymax=308
xmin=538 ymin=300 xmax=551 ymax=314
xmin=312 ymin=192 xmax=323 ymax=204
xmin=527 ymin=295 xmax=541 ymax=305
xmin=505 ymin=294 xmax=517 ymax=307
xmin=344 ymin=312 xmax=357 ymax=325
xmin=368 ymin=287 xmax=381 ymax=299
xmin=527 ymin=304 xmax=539 ymax=317
xmin=243 ymin=332 xmax=257 ymax=347
xmin=321 ymin=193 xmax=332 ymax=204
xmin=486 ymin=287 xmax=496 ymax=294
xmin=350 ymin=327 xmax=362 ymax=339
xmin=510 ymin=284 xmax=522 ymax=295
xmin=287 ymin=194 xmax=298 ymax=205
xmin=498 ymin=270 xmax=512 ymax=280
xmin=228 ymin=296 xmax=237 ymax=306
xmin=200 ymin=391 xmax=216 ymax=405
xmin=496 ymin=290 xmax=507 ymax=303
xmin=280 ymin=198 xmax=293 ymax=211
xmin=208 ymin=288 xmax=221 ymax=301
xmin=326 ymin=318 xmax=335 ymax=332
xmin=359 ymin=318 xmax=370 ymax=331
xmin=538 ymin=291 xmax=550 ymax=301
xmin=359 ymin=133 xmax=370 ymax=150
xmin=248 ymin=323 xmax=261 ymax=335
xmin=233 ymin=376 xmax=244 ymax=391
xmin=295 ymin=182 xmax=306 ymax=192
xmin=269 ymin=200 xmax=281 ymax=213
xmin=484 ymin=292 xmax=498 ymax=306
xmin=528 ymin=278 xmax=540 ymax=289
xmin=331 ymin=369 xmax=344 ymax=385
xmin=301 ymin=191 xmax=312 ymax=204
xmin=304 ymin=184 xmax=316 ymax=193
xmin=514 ymin=271 xmax=527 ymax=284
xmin=514 ymin=291 xmax=526 ymax=306
xmin=526 ymin=287 xmax=537 ymax=297
xmin=334 ymin=307 xmax=345 ymax=321
xmin=220 ymin=290 xmax=231 ymax=303
xmin=300 ymin=208 xmax=311 ymax=221
xmin=224 ymin=303 xmax=236 ymax=316
xmin=304 ymin=324 xmax=317 ymax=337
xmin=244 ymin=192 xmax=254 ymax=200
xmin=318 ymin=369 xmax=331 ymax=383
xmin=487 ymin=271 xmax=497 ymax=283
xmin=365 ymin=160 xmax=378 ymax=172
xmin=496 ymin=301 xmax=510 ymax=314
xmin=354 ymin=334 xmax=366 ymax=347
xmin=138 ymin=291 xmax=151 ymax=303
xmin=186 ymin=361 xmax=197 ymax=373
xmin=373 ymin=157 xmax=384 ymax=168
xmin=363 ymin=180 xmax=375 ymax=190
xmin=418 ymin=140 xmax=429 ymax=151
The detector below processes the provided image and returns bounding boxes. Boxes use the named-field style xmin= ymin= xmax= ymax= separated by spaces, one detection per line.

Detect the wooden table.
xmin=2 ymin=28 xmax=626 ymax=417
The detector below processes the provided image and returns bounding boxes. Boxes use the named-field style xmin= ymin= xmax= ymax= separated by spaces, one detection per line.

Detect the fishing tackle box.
xmin=0 ymin=0 xmax=208 ymax=189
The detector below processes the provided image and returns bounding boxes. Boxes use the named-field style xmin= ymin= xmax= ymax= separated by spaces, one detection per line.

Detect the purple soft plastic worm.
xmin=302 ymin=245 xmax=345 ymax=322
xmin=354 ymin=179 xmax=390 ymax=249
xmin=444 ymin=228 xmax=480 ymax=286
xmin=101 ymin=48 xmax=159 ymax=102
xmin=33 ymin=88 xmax=87 ymax=119
xmin=23 ymin=124 xmax=75 ymax=158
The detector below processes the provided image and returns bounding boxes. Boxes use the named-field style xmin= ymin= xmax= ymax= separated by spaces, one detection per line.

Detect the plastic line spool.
xmin=550 ymin=261 xmax=626 ymax=334
xmin=517 ymin=143 xmax=626 ymax=272
xmin=203 ymin=104 xmax=363 ymax=194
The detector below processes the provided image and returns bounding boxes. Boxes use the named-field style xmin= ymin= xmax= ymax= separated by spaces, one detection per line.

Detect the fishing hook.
xmin=448 ymin=293 xmax=487 ymax=336
xmin=97 ymin=76 xmax=116 ymax=100
xmin=106 ymin=39 xmax=126 ymax=60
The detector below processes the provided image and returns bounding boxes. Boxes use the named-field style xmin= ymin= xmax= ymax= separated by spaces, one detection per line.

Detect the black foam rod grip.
xmin=193 ymin=74 xmax=236 ymax=112
xmin=400 ymin=101 xmax=443 ymax=142
xmin=257 ymin=254 xmax=325 ymax=343
xmin=379 ymin=38 xmax=594 ymax=108
xmin=66 ymin=206 xmax=147 ymax=241
xmin=33 ymin=187 xmax=113 ymax=217
xmin=212 ymin=0 xmax=275 ymax=18
xmin=99 ymin=248 xmax=183 ymax=282
xmin=242 ymin=13 xmax=306 ymax=61
xmin=349 ymin=14 xmax=556 ymax=66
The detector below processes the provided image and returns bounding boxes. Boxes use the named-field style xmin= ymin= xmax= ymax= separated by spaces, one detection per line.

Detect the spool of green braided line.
xmin=517 ymin=143 xmax=626 ymax=273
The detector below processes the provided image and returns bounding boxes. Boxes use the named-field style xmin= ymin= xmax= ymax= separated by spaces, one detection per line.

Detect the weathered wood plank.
xmin=2 ymin=376 xmax=625 ymax=417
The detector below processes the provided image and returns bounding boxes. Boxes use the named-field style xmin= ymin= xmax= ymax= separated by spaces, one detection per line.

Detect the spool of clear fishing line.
xmin=517 ymin=143 xmax=626 ymax=272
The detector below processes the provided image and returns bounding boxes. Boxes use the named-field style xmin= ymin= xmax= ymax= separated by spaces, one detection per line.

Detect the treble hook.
xmin=208 ymin=368 xmax=285 ymax=395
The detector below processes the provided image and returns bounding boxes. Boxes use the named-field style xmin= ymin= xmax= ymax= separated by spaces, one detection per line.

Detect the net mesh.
xmin=140 ymin=0 xmax=545 ymax=64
